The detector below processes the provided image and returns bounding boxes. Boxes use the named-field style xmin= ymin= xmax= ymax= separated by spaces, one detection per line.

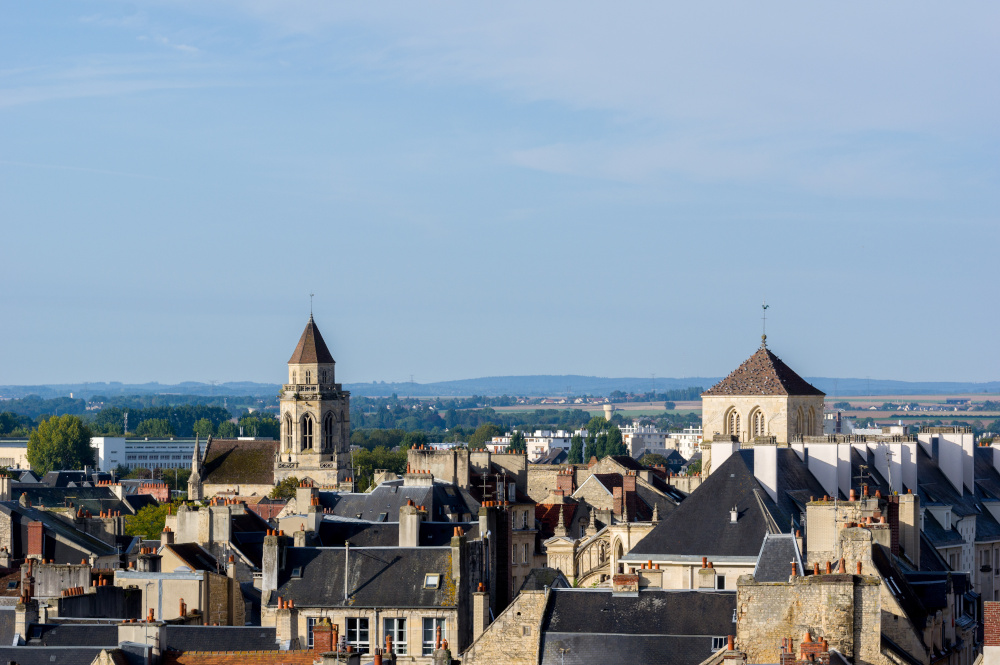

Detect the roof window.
xmin=291 ymin=567 xmax=302 ymax=578
xmin=423 ymin=573 xmax=440 ymax=589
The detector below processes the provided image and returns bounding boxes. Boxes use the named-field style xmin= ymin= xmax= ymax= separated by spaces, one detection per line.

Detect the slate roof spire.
xmin=288 ymin=315 xmax=336 ymax=365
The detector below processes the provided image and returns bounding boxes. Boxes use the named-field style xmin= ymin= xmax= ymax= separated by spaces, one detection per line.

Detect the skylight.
xmin=423 ymin=573 xmax=440 ymax=589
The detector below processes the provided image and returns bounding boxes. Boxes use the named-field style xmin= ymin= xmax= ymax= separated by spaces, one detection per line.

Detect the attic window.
xmin=291 ymin=567 xmax=303 ymax=579
xmin=31 ymin=626 xmax=43 ymax=639
xmin=377 ymin=512 xmax=388 ymax=523
xmin=6 ymin=581 xmax=17 ymax=590
xmin=424 ymin=573 xmax=440 ymax=589
xmin=445 ymin=488 xmax=456 ymax=496
xmin=712 ymin=637 xmax=727 ymax=652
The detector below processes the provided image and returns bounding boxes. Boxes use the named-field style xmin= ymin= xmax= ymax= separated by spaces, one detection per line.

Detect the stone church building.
xmin=189 ymin=316 xmax=352 ymax=499
xmin=702 ymin=336 xmax=825 ymax=446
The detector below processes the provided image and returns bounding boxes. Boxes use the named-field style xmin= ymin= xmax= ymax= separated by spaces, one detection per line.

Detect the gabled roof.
xmin=199 ymin=439 xmax=277 ymax=486
xmin=321 ymin=481 xmax=480 ymax=522
xmin=273 ymin=546 xmax=457 ymax=608
xmin=703 ymin=344 xmax=824 ymax=396
xmin=163 ymin=626 xmax=277 ymax=652
xmin=163 ymin=543 xmax=219 ymax=572
xmin=0 ymin=502 xmax=119 ymax=557
xmin=288 ymin=316 xmax=335 ymax=365
xmin=25 ymin=624 xmax=119 ymax=647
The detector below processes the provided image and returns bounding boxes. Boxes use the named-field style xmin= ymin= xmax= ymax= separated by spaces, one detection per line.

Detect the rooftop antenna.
xmin=761 ymin=299 xmax=769 ymax=347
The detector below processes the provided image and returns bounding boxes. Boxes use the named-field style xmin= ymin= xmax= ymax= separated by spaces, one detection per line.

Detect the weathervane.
xmin=310 ymin=293 xmax=315 ymax=316
xmin=761 ymin=299 xmax=769 ymax=347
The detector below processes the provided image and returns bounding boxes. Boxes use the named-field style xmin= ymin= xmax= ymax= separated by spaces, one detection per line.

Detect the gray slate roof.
xmin=321 ymin=481 xmax=480 ymax=523
xmin=26 ymin=624 xmax=119 ymax=647
xmin=0 ymin=502 xmax=119 ymax=557
xmin=539 ymin=589 xmax=736 ymax=665
xmin=753 ymin=533 xmax=802 ymax=582
xmin=163 ymin=626 xmax=277 ymax=652
xmin=0 ymin=647 xmax=107 ymax=665
xmin=626 ymin=450 xmax=826 ymax=560
xmin=272 ymin=546 xmax=457 ymax=609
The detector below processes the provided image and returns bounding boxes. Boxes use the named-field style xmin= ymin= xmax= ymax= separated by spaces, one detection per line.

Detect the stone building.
xmin=701 ymin=337 xmax=825 ymax=452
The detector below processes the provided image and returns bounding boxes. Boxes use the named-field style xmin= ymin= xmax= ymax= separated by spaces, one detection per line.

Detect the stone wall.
xmin=460 ymin=590 xmax=549 ymax=665
xmin=736 ymin=573 xmax=886 ymax=665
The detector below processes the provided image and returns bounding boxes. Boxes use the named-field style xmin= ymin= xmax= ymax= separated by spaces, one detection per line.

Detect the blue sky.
xmin=2 ymin=2 xmax=998 ymax=386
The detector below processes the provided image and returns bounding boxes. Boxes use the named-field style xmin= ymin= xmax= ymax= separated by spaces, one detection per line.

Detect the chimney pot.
xmin=857 ymin=561 xmax=862 ymax=575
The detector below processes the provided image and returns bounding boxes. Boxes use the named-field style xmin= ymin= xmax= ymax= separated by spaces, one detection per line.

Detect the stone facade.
xmin=460 ymin=590 xmax=549 ymax=665
xmin=736 ymin=573 xmax=886 ymax=665
xmin=703 ymin=394 xmax=825 ymax=445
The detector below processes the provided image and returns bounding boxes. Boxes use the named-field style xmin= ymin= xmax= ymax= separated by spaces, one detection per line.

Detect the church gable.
xmin=703 ymin=345 xmax=824 ymax=397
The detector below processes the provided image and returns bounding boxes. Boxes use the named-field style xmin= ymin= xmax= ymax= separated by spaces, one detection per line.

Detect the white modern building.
xmin=0 ymin=439 xmax=30 ymax=469
xmin=621 ymin=425 xmax=667 ymax=458
xmin=490 ymin=430 xmax=585 ymax=460
xmin=666 ymin=427 xmax=703 ymax=459
xmin=91 ymin=436 xmax=219 ymax=472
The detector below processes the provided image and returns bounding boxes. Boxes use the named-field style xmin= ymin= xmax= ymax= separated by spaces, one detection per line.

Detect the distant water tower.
xmin=603 ymin=404 xmax=615 ymax=421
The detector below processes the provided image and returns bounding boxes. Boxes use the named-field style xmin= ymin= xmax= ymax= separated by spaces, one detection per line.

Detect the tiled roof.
xmin=288 ymin=316 xmax=335 ymax=365
xmin=199 ymin=439 xmax=277 ymax=486
xmin=163 ymin=651 xmax=317 ymax=665
xmin=702 ymin=345 xmax=824 ymax=396
xmin=536 ymin=504 xmax=577 ymax=540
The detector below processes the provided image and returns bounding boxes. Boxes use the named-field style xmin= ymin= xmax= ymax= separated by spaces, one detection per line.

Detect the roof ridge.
xmin=703 ymin=345 xmax=824 ymax=397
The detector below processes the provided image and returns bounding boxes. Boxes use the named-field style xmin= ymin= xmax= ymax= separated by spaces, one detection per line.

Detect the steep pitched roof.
xmin=199 ymin=439 xmax=277 ymax=486
xmin=288 ymin=316 xmax=335 ymax=365
xmin=703 ymin=345 xmax=824 ymax=396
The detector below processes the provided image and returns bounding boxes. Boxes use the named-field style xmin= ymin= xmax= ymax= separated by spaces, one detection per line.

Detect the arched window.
xmin=750 ymin=408 xmax=765 ymax=438
xmin=283 ymin=414 xmax=292 ymax=451
xmin=725 ymin=408 xmax=740 ymax=438
xmin=301 ymin=415 xmax=313 ymax=449
xmin=808 ymin=407 xmax=816 ymax=435
xmin=796 ymin=407 xmax=805 ymax=436
xmin=291 ymin=371 xmax=297 ymax=384
xmin=305 ymin=370 xmax=312 ymax=384
xmin=323 ymin=413 xmax=334 ymax=450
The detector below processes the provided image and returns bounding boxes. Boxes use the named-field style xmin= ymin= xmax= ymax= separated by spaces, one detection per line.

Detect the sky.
xmin=1 ymin=2 xmax=998 ymax=386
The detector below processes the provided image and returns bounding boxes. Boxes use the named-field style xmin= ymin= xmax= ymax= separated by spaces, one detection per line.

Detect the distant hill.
xmin=2 ymin=376 xmax=998 ymax=400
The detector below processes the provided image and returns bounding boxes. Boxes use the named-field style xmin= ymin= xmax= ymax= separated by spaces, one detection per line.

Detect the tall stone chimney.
xmin=754 ymin=442 xmax=778 ymax=502
xmin=399 ymin=500 xmax=424 ymax=547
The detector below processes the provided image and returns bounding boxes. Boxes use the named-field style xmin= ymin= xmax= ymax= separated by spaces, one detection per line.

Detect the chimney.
xmin=261 ymin=531 xmax=284 ymax=604
xmin=15 ymin=597 xmax=39 ymax=642
xmin=27 ymin=521 xmax=43 ymax=558
xmin=161 ymin=526 xmax=174 ymax=546
xmin=556 ymin=470 xmax=574 ymax=495
xmin=399 ymin=500 xmax=424 ymax=547
xmin=754 ymin=441 xmax=778 ymax=502
xmin=473 ymin=582 xmax=490 ymax=639
xmin=313 ymin=617 xmax=335 ymax=653
xmin=612 ymin=573 xmax=639 ymax=595
xmin=275 ymin=598 xmax=300 ymax=649
xmin=985 ymin=601 xmax=1000 ymax=665
xmin=710 ymin=438 xmax=740 ymax=476
xmin=622 ymin=472 xmax=637 ymax=521
xmin=898 ymin=492 xmax=921 ymax=568
xmin=613 ymin=486 xmax=624 ymax=518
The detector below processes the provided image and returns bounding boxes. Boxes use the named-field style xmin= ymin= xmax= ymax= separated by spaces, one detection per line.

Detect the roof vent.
xmin=730 ymin=506 xmax=738 ymax=523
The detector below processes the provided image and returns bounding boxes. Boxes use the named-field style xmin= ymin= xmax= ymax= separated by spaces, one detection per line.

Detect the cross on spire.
xmin=310 ymin=293 xmax=315 ymax=316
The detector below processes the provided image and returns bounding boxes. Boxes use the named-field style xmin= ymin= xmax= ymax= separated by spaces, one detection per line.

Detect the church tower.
xmin=276 ymin=316 xmax=351 ymax=485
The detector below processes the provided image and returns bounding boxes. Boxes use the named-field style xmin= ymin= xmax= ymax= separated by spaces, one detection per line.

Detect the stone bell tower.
xmin=275 ymin=315 xmax=351 ymax=485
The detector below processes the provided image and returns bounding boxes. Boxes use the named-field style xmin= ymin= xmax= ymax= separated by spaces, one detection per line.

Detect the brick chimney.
xmin=986 ymin=601 xmax=1000 ymax=665
xmin=313 ymin=617 xmax=335 ymax=653
xmin=27 ymin=521 xmax=43 ymax=558
xmin=473 ymin=582 xmax=490 ymax=639
xmin=613 ymin=486 xmax=624 ymax=518
xmin=275 ymin=597 xmax=300 ymax=649
xmin=556 ymin=469 xmax=575 ymax=495
xmin=622 ymin=472 xmax=637 ymax=520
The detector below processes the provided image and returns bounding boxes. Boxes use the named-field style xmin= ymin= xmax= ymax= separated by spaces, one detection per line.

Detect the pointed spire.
xmin=554 ymin=506 xmax=567 ymax=537
xmin=289 ymin=316 xmax=335 ymax=364
xmin=191 ymin=435 xmax=201 ymax=474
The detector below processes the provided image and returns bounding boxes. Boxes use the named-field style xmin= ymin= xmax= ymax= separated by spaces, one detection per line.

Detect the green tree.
xmin=126 ymin=467 xmax=154 ymax=479
xmin=163 ymin=468 xmax=191 ymax=495
xmin=125 ymin=503 xmax=176 ymax=539
xmin=585 ymin=416 xmax=608 ymax=435
xmin=508 ymin=430 xmax=527 ymax=454
xmin=270 ymin=476 xmax=299 ymax=500
xmin=192 ymin=418 xmax=214 ymax=438
xmin=239 ymin=414 xmax=280 ymax=439
xmin=604 ymin=425 xmax=627 ymax=457
xmin=216 ymin=421 xmax=239 ymax=438
xmin=134 ymin=418 xmax=174 ymax=437
xmin=27 ymin=415 xmax=95 ymax=475
xmin=401 ymin=431 xmax=428 ymax=450
xmin=686 ymin=460 xmax=702 ymax=475
xmin=568 ymin=434 xmax=584 ymax=464
xmin=468 ymin=423 xmax=501 ymax=448
xmin=639 ymin=453 xmax=670 ymax=467
xmin=584 ymin=437 xmax=599 ymax=463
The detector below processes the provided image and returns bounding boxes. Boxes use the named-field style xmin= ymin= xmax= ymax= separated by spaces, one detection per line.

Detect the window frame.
xmin=383 ymin=617 xmax=407 ymax=656
xmin=422 ymin=618 xmax=446 ymax=656
xmin=346 ymin=617 xmax=370 ymax=654
xmin=307 ymin=617 xmax=317 ymax=649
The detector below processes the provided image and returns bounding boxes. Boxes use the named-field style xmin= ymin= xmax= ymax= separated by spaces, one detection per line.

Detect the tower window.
xmin=284 ymin=415 xmax=292 ymax=451
xmin=750 ymin=409 xmax=765 ymax=437
xmin=320 ymin=370 xmax=327 ymax=384
xmin=305 ymin=370 xmax=312 ymax=384
xmin=324 ymin=413 xmax=334 ymax=451
xmin=726 ymin=409 xmax=740 ymax=437
xmin=302 ymin=415 xmax=313 ymax=449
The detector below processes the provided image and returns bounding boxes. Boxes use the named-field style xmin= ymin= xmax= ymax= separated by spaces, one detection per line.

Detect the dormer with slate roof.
xmin=702 ymin=339 xmax=825 ymax=459
xmin=277 ymin=316 xmax=351 ymax=486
